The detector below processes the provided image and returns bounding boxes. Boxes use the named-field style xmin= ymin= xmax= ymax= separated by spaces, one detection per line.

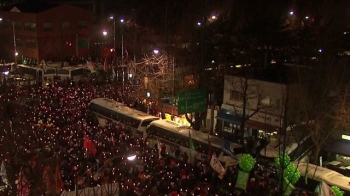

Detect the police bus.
xmin=146 ymin=120 xmax=244 ymax=167
xmin=260 ymin=124 xmax=313 ymax=162
xmin=17 ymin=64 xmax=43 ymax=80
xmin=296 ymin=162 xmax=350 ymax=195
xmin=89 ymin=98 xmax=159 ymax=137
xmin=57 ymin=66 xmax=86 ymax=81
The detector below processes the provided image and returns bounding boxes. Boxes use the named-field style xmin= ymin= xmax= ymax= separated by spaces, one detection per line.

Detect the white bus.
xmin=260 ymin=124 xmax=313 ymax=161
xmin=146 ymin=120 xmax=244 ymax=167
xmin=43 ymin=68 xmax=57 ymax=80
xmin=89 ymin=98 xmax=159 ymax=137
xmin=57 ymin=66 xmax=86 ymax=81
xmin=296 ymin=162 xmax=350 ymax=194
xmin=17 ymin=64 xmax=43 ymax=80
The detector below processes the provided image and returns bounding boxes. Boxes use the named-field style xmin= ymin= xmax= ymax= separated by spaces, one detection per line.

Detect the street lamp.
xmin=0 ymin=17 xmax=17 ymax=65
xmin=102 ymin=30 xmax=108 ymax=36
xmin=120 ymin=18 xmax=125 ymax=91
xmin=153 ymin=49 xmax=175 ymax=119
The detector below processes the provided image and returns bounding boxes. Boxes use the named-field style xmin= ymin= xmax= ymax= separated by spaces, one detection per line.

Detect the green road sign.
xmin=78 ymin=38 xmax=89 ymax=49
xmin=178 ymin=89 xmax=206 ymax=114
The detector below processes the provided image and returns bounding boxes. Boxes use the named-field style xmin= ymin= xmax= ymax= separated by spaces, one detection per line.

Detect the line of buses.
xmin=89 ymin=97 xmax=350 ymax=194
xmin=16 ymin=64 xmax=90 ymax=81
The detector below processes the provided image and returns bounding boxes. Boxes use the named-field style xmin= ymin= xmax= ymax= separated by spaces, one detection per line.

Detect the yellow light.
xmin=342 ymin=134 xmax=350 ymax=141
xmin=235 ymin=65 xmax=242 ymax=68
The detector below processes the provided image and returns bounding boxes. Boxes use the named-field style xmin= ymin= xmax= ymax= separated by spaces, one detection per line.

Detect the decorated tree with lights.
xmin=132 ymin=50 xmax=177 ymax=118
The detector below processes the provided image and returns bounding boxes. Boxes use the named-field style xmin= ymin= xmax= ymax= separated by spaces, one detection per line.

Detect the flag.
xmin=189 ymin=130 xmax=196 ymax=151
xmin=305 ymin=160 xmax=310 ymax=184
xmin=54 ymin=164 xmax=63 ymax=194
xmin=318 ymin=181 xmax=335 ymax=196
xmin=157 ymin=137 xmax=162 ymax=159
xmin=125 ymin=49 xmax=129 ymax=58
xmin=208 ymin=134 xmax=213 ymax=157
xmin=83 ymin=135 xmax=97 ymax=156
xmin=0 ymin=161 xmax=8 ymax=186
xmin=87 ymin=61 xmax=96 ymax=73
xmin=103 ymin=58 xmax=107 ymax=71
xmin=112 ymin=67 xmax=116 ymax=78
xmin=222 ymin=139 xmax=237 ymax=159
xmin=17 ymin=169 xmax=29 ymax=196
xmin=210 ymin=153 xmax=226 ymax=179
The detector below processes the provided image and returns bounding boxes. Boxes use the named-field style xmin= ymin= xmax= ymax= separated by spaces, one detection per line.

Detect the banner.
xmin=60 ymin=183 xmax=119 ymax=196
xmin=157 ymin=137 xmax=162 ymax=159
xmin=222 ymin=139 xmax=237 ymax=160
xmin=210 ymin=153 xmax=226 ymax=178
xmin=318 ymin=181 xmax=335 ymax=196
xmin=283 ymin=177 xmax=295 ymax=196
xmin=235 ymin=170 xmax=249 ymax=190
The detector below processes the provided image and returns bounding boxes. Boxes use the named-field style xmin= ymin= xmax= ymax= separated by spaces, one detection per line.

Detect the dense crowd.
xmin=0 ymin=78 xmax=316 ymax=196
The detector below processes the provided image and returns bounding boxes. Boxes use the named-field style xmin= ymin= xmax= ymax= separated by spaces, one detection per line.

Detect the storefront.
xmin=153 ymin=103 xmax=191 ymax=126
xmin=215 ymin=107 xmax=280 ymax=140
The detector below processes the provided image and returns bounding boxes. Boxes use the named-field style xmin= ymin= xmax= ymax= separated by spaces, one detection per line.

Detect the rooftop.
xmin=2 ymin=0 xmax=60 ymax=13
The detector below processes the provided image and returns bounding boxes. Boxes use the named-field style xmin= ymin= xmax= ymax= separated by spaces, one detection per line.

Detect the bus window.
xmin=38 ymin=70 xmax=42 ymax=78
xmin=58 ymin=69 xmax=69 ymax=75
xmin=71 ymin=68 xmax=84 ymax=76
xmin=289 ymin=136 xmax=313 ymax=161
xmin=44 ymin=69 xmax=56 ymax=74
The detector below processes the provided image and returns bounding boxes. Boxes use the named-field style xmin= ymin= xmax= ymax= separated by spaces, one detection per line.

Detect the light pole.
xmin=153 ymin=49 xmax=175 ymax=119
xmin=0 ymin=17 xmax=18 ymax=65
xmin=120 ymin=18 xmax=125 ymax=91
xmin=109 ymin=16 xmax=116 ymax=78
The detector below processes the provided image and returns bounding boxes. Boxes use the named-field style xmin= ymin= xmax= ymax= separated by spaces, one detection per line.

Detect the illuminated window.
xmin=230 ymin=90 xmax=243 ymax=100
xmin=43 ymin=23 xmax=53 ymax=31
xmin=259 ymin=96 xmax=280 ymax=110
xmin=62 ymin=22 xmax=71 ymax=30
xmin=24 ymin=23 xmax=36 ymax=31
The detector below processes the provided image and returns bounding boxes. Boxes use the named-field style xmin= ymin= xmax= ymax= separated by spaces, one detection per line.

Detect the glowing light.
xmin=102 ymin=30 xmax=107 ymax=36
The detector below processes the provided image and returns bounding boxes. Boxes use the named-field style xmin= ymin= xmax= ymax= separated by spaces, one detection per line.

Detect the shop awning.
xmin=323 ymin=139 xmax=350 ymax=157
xmin=246 ymin=120 xmax=280 ymax=133
xmin=216 ymin=109 xmax=242 ymax=124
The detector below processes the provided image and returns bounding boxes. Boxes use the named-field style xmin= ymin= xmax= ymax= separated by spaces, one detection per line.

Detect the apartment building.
xmin=0 ymin=1 xmax=92 ymax=64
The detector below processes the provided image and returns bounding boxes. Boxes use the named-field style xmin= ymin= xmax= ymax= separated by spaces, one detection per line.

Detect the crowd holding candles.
xmin=0 ymin=78 xmax=320 ymax=196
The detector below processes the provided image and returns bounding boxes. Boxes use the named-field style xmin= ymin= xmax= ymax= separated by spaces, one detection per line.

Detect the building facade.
xmin=0 ymin=2 xmax=92 ymax=64
xmin=217 ymin=75 xmax=287 ymax=138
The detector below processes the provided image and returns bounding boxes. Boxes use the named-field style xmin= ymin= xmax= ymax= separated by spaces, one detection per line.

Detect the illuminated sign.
xmin=342 ymin=134 xmax=350 ymax=141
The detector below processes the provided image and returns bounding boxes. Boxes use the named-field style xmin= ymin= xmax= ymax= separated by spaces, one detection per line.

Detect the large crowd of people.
xmin=0 ymin=78 xmax=316 ymax=196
